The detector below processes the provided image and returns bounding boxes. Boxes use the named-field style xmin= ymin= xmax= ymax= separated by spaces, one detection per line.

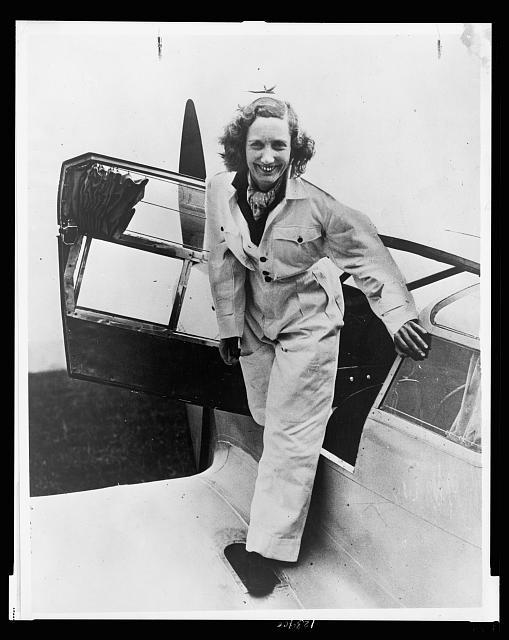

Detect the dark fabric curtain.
xmin=68 ymin=163 xmax=148 ymax=240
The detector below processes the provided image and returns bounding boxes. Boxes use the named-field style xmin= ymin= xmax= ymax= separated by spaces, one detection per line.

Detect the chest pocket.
xmin=271 ymin=225 xmax=324 ymax=278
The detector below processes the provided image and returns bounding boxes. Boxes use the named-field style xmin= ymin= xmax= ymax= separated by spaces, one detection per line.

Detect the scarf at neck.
xmin=247 ymin=171 xmax=286 ymax=221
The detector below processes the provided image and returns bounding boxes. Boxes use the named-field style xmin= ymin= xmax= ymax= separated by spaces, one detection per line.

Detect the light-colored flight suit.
xmin=205 ymin=171 xmax=417 ymax=561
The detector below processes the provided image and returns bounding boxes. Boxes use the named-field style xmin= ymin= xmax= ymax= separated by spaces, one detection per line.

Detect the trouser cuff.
xmin=246 ymin=527 xmax=301 ymax=562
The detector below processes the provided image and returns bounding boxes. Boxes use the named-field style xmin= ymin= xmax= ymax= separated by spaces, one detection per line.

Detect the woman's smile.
xmin=254 ymin=162 xmax=280 ymax=176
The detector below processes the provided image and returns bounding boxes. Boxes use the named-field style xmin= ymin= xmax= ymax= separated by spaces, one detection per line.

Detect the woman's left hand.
xmin=394 ymin=320 xmax=430 ymax=360
xmin=219 ymin=337 xmax=241 ymax=366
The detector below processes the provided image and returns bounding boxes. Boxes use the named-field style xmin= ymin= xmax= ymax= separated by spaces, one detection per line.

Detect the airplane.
xmin=28 ymin=98 xmax=482 ymax=615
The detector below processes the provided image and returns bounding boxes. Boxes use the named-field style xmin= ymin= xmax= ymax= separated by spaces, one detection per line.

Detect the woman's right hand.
xmin=219 ymin=337 xmax=241 ymax=366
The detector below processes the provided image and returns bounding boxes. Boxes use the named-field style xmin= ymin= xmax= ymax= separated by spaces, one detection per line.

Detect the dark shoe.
xmin=224 ymin=543 xmax=279 ymax=596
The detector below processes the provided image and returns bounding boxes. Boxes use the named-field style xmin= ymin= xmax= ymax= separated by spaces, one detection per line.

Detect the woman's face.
xmin=245 ymin=116 xmax=291 ymax=191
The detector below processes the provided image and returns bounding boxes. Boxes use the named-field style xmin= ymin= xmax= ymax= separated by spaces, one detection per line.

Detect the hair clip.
xmin=248 ymin=85 xmax=276 ymax=94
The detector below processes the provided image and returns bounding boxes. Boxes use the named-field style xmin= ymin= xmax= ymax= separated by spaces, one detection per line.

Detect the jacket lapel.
xmin=223 ymin=180 xmax=256 ymax=270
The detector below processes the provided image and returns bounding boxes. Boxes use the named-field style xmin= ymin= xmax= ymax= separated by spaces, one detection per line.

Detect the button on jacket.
xmin=205 ymin=170 xmax=418 ymax=342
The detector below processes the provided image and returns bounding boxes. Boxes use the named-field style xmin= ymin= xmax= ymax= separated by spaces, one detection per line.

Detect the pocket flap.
xmin=273 ymin=225 xmax=322 ymax=243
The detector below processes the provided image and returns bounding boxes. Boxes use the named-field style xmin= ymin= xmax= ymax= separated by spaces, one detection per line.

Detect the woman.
xmin=205 ymin=96 xmax=428 ymax=595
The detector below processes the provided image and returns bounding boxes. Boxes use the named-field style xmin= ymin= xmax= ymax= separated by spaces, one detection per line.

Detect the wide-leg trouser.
xmin=240 ymin=272 xmax=342 ymax=561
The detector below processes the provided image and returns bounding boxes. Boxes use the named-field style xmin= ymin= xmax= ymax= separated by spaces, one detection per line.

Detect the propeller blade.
xmin=178 ymin=99 xmax=206 ymax=249
xmin=179 ymin=99 xmax=206 ymax=180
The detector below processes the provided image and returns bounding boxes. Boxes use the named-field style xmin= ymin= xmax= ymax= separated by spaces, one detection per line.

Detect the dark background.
xmin=28 ymin=370 xmax=196 ymax=496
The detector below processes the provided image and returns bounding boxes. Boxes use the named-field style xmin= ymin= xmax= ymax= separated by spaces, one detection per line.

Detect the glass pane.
xmin=433 ymin=285 xmax=480 ymax=338
xmin=380 ymin=337 xmax=481 ymax=451
xmin=76 ymin=239 xmax=183 ymax=325
xmin=125 ymin=174 xmax=205 ymax=249
xmin=127 ymin=200 xmax=183 ymax=245
xmin=177 ymin=262 xmax=219 ymax=340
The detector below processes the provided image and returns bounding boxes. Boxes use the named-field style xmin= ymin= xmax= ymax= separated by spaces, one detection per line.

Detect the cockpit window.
xmin=76 ymin=238 xmax=184 ymax=325
xmin=380 ymin=337 xmax=481 ymax=452
xmin=62 ymin=159 xmax=206 ymax=251
xmin=431 ymin=284 xmax=480 ymax=339
xmin=60 ymin=156 xmax=210 ymax=338
xmin=176 ymin=262 xmax=219 ymax=340
xmin=125 ymin=177 xmax=205 ymax=250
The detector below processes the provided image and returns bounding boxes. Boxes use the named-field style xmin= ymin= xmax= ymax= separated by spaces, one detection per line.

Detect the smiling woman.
xmin=205 ymin=93 xmax=431 ymax=595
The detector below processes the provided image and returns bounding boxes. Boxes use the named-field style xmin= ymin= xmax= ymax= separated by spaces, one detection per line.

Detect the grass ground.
xmin=28 ymin=370 xmax=197 ymax=497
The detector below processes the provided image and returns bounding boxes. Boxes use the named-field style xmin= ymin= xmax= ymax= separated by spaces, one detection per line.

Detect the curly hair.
xmin=219 ymin=97 xmax=315 ymax=178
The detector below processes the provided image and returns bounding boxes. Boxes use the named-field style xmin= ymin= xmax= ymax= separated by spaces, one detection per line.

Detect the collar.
xmin=284 ymin=174 xmax=308 ymax=200
xmin=231 ymin=169 xmax=248 ymax=191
